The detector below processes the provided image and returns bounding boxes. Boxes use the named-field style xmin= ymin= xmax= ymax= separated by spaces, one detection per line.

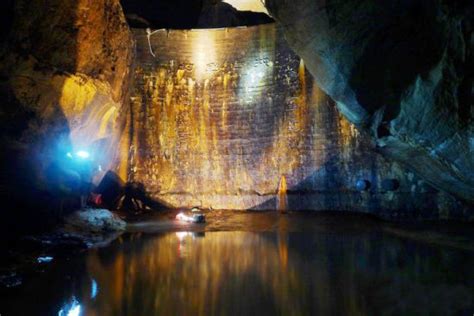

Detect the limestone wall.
xmin=128 ymin=24 xmax=469 ymax=219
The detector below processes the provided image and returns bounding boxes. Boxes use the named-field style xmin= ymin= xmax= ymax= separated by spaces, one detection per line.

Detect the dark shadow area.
xmin=457 ymin=18 xmax=473 ymax=128
xmin=250 ymin=158 xmax=473 ymax=221
xmin=0 ymin=0 xmax=81 ymax=236
xmin=95 ymin=171 xmax=172 ymax=214
xmin=0 ymin=0 xmax=15 ymax=42
xmin=348 ymin=1 xmax=446 ymax=122
xmin=0 ymin=84 xmax=73 ymax=235
xmin=120 ymin=0 xmax=273 ymax=29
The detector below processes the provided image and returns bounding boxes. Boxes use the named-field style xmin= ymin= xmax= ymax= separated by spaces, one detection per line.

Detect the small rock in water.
xmin=37 ymin=256 xmax=54 ymax=263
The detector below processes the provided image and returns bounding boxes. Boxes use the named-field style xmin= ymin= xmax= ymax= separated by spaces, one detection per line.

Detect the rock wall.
xmin=264 ymin=0 xmax=474 ymax=205
xmin=0 ymin=0 xmax=134 ymax=222
xmin=0 ymin=0 xmax=471 ymax=222
xmin=128 ymin=24 xmax=469 ymax=219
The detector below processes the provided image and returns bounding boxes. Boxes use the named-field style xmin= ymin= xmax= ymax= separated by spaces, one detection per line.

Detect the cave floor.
xmin=1 ymin=211 xmax=474 ymax=315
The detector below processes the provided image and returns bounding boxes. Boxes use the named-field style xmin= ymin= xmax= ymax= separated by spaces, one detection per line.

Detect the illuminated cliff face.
xmin=130 ymin=24 xmax=354 ymax=209
xmin=127 ymin=23 xmax=462 ymax=215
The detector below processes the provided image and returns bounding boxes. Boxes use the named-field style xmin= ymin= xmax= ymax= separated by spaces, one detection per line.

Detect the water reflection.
xmin=4 ymin=226 xmax=466 ymax=315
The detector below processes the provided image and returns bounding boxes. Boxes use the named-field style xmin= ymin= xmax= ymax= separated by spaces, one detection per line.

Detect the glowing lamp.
xmin=58 ymin=297 xmax=81 ymax=316
xmin=176 ymin=212 xmax=206 ymax=223
xmin=76 ymin=150 xmax=90 ymax=159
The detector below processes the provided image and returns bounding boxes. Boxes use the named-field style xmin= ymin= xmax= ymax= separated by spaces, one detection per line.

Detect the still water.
xmin=2 ymin=214 xmax=474 ymax=315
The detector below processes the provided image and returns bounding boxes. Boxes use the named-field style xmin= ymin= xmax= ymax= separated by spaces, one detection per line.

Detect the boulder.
xmin=64 ymin=208 xmax=126 ymax=232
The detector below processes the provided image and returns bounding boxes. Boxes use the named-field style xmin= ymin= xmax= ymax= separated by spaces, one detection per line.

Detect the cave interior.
xmin=0 ymin=0 xmax=473 ymax=315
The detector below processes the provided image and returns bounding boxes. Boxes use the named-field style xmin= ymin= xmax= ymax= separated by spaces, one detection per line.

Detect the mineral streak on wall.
xmin=128 ymin=23 xmax=467 ymax=218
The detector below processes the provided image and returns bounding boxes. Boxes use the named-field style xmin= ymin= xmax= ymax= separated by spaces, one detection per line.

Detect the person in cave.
xmin=44 ymin=151 xmax=99 ymax=215
xmin=44 ymin=160 xmax=82 ymax=216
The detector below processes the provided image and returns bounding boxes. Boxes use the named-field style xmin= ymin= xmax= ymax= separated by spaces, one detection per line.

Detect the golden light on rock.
xmin=277 ymin=175 xmax=288 ymax=212
xmin=191 ymin=30 xmax=219 ymax=81
xmin=10 ymin=70 xmax=127 ymax=179
xmin=223 ymin=0 xmax=268 ymax=13
xmin=128 ymin=23 xmax=393 ymax=211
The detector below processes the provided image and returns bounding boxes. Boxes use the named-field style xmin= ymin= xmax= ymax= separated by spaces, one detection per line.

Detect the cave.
xmin=0 ymin=0 xmax=473 ymax=314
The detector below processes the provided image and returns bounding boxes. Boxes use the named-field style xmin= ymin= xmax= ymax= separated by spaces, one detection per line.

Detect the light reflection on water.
xmin=3 ymin=227 xmax=474 ymax=315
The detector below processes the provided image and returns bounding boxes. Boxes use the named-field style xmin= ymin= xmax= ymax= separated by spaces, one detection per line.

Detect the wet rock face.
xmin=265 ymin=0 xmax=474 ymax=203
xmin=0 ymin=0 xmax=134 ymax=219
xmin=3 ymin=0 xmax=133 ymax=101
xmin=128 ymin=24 xmax=470 ymax=219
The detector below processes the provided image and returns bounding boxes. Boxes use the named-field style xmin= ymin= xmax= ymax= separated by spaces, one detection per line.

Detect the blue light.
xmin=76 ymin=150 xmax=90 ymax=159
xmin=91 ymin=278 xmax=98 ymax=299
xmin=58 ymin=297 xmax=81 ymax=316
xmin=67 ymin=304 xmax=81 ymax=316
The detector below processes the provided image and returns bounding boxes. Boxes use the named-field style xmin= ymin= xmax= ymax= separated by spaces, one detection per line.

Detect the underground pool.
xmin=1 ymin=212 xmax=473 ymax=315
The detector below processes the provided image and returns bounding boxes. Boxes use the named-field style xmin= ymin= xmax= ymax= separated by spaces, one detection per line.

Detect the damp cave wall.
xmin=0 ymin=0 xmax=134 ymax=228
xmin=125 ymin=24 xmax=470 ymax=219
